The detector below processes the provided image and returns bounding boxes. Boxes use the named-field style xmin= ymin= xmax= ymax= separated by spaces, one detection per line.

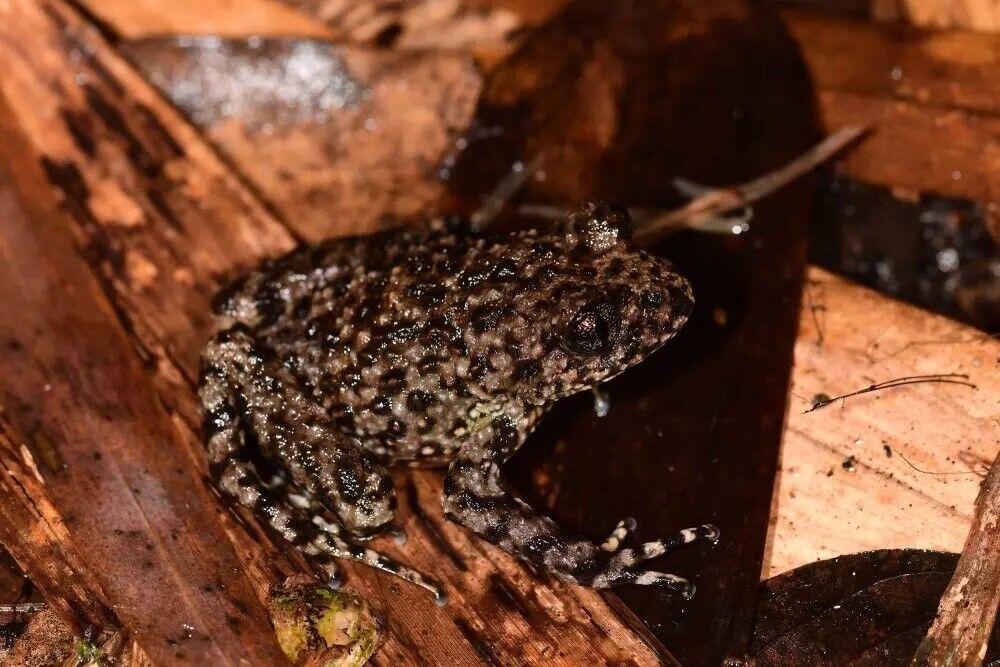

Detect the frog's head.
xmin=509 ymin=202 xmax=694 ymax=404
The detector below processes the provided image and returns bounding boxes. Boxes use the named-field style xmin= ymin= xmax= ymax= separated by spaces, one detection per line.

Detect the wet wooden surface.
xmin=0 ymin=0 xmax=998 ymax=665
xmin=0 ymin=0 xmax=669 ymax=664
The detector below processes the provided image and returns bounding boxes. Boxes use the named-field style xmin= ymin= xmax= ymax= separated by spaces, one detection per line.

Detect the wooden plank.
xmin=781 ymin=11 xmax=1000 ymax=241
xmin=784 ymin=10 xmax=1000 ymax=116
xmin=0 ymin=94 xmax=284 ymax=664
xmin=872 ymin=0 xmax=1000 ymax=32
xmin=0 ymin=0 xmax=664 ymax=664
xmin=75 ymin=0 xmax=335 ymax=39
xmin=122 ymin=37 xmax=483 ymax=243
xmin=766 ymin=268 xmax=1000 ymax=578
xmin=816 ymin=90 xmax=1000 ymax=206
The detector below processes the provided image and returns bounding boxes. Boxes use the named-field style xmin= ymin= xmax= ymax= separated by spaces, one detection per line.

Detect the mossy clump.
xmin=73 ymin=639 xmax=102 ymax=666
xmin=269 ymin=576 xmax=383 ymax=667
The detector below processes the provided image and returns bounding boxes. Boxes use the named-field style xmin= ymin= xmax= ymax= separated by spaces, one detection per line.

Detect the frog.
xmin=198 ymin=202 xmax=719 ymax=604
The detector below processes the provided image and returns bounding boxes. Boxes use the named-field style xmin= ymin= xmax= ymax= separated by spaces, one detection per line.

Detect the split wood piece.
xmin=870 ymin=0 xmax=1000 ymax=32
xmin=913 ymin=450 xmax=1000 ymax=665
xmin=74 ymin=0 xmax=561 ymax=52
xmin=276 ymin=0 xmax=523 ymax=50
xmin=767 ymin=268 xmax=1000 ymax=578
xmin=75 ymin=0 xmax=334 ymax=40
xmin=780 ymin=10 xmax=1000 ymax=239
xmin=783 ymin=10 xmax=1000 ymax=116
xmin=0 ymin=84 xmax=286 ymax=666
xmin=0 ymin=0 xmax=666 ymax=663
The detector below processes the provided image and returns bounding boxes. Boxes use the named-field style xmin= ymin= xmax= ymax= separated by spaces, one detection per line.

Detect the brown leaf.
xmin=751 ymin=550 xmax=1000 ymax=665
xmin=125 ymin=36 xmax=482 ymax=241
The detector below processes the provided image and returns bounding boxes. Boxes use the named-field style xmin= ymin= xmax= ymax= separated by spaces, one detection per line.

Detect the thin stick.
xmin=912 ymin=449 xmax=1000 ymax=665
xmin=516 ymin=126 xmax=866 ymax=245
xmin=892 ymin=448 xmax=984 ymax=477
xmin=470 ymin=155 xmax=543 ymax=232
xmin=804 ymin=373 xmax=977 ymax=413
xmin=632 ymin=125 xmax=867 ymax=246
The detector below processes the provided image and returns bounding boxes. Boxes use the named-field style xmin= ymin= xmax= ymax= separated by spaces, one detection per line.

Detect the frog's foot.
xmin=442 ymin=416 xmax=718 ymax=599
xmin=304 ymin=521 xmax=447 ymax=606
xmin=590 ymin=523 xmax=721 ymax=598
xmin=217 ymin=458 xmax=446 ymax=603
xmin=612 ymin=523 xmax=721 ymax=562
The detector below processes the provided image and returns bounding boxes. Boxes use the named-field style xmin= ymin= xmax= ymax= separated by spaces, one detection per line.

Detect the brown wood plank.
xmin=0 ymin=93 xmax=285 ymax=664
xmin=872 ymin=0 xmax=1000 ymax=32
xmin=784 ymin=10 xmax=1000 ymax=116
xmin=816 ymin=90 xmax=1000 ymax=205
xmin=75 ymin=0 xmax=335 ymax=39
xmin=781 ymin=11 xmax=1000 ymax=221
xmin=0 ymin=0 xmax=664 ymax=663
xmin=122 ymin=36 xmax=483 ymax=243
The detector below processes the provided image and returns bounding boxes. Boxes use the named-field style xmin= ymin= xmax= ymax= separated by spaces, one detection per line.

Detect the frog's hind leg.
xmin=201 ymin=324 xmax=396 ymax=536
xmin=442 ymin=413 xmax=719 ymax=598
xmin=200 ymin=326 xmax=443 ymax=601
xmin=214 ymin=455 xmax=445 ymax=601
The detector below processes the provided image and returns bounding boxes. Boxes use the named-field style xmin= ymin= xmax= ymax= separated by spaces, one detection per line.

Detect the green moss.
xmin=269 ymin=578 xmax=382 ymax=666
xmin=272 ymin=614 xmax=310 ymax=664
xmin=74 ymin=640 xmax=102 ymax=666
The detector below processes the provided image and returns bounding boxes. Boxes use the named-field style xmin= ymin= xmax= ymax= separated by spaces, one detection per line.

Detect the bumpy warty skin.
xmin=199 ymin=203 xmax=713 ymax=599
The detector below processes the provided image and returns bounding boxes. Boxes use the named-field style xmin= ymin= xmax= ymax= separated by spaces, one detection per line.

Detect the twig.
xmin=632 ymin=125 xmax=867 ymax=246
xmin=804 ymin=282 xmax=826 ymax=347
xmin=892 ymin=448 xmax=984 ymax=477
xmin=866 ymin=331 xmax=1000 ymax=364
xmin=804 ymin=373 xmax=977 ymax=413
xmin=912 ymin=449 xmax=1000 ymax=666
xmin=469 ymin=155 xmax=543 ymax=232
xmin=518 ymin=126 xmax=867 ymax=246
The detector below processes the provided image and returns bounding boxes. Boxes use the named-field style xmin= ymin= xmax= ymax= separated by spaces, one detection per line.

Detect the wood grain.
xmin=767 ymin=268 xmax=1000 ymax=578
xmin=0 ymin=0 xmax=665 ymax=663
xmin=872 ymin=0 xmax=1000 ymax=32
xmin=781 ymin=11 xmax=1000 ymax=207
xmin=0 ymin=93 xmax=284 ymax=664
xmin=75 ymin=0 xmax=334 ymax=39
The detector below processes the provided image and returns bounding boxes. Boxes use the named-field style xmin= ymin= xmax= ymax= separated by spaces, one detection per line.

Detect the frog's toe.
xmin=592 ymin=565 xmax=696 ymax=597
xmin=599 ymin=517 xmax=638 ymax=552
xmin=635 ymin=571 xmax=696 ymax=599
xmin=389 ymin=525 xmax=408 ymax=546
xmin=613 ymin=523 xmax=719 ymax=568
xmin=319 ymin=560 xmax=343 ymax=589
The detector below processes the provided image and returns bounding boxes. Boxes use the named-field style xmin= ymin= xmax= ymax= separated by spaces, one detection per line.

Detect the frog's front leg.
xmin=200 ymin=325 xmax=443 ymax=599
xmin=442 ymin=412 xmax=719 ymax=597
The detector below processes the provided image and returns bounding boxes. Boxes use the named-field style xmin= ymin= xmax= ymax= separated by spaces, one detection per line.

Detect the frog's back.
xmin=211 ymin=218 xmax=689 ymax=464
xmin=212 ymin=224 xmax=542 ymax=462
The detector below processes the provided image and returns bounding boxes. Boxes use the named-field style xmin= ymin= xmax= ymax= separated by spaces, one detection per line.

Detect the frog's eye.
xmin=564 ymin=301 xmax=619 ymax=355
